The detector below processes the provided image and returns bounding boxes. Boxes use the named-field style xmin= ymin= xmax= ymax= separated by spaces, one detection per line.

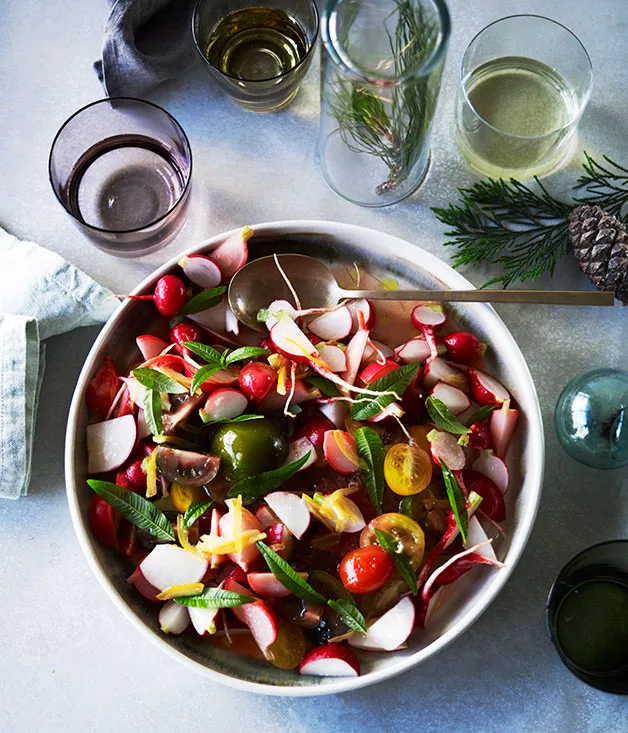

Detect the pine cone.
xmin=569 ymin=205 xmax=628 ymax=304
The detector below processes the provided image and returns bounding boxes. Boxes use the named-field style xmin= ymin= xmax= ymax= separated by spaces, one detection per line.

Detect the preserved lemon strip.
xmin=156 ymin=583 xmax=204 ymax=601
xmin=197 ymin=529 xmax=266 ymax=556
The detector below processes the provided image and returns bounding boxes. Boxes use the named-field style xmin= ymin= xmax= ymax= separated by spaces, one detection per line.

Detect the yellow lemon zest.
xmin=302 ymin=490 xmax=361 ymax=533
xmin=242 ymin=226 xmax=254 ymax=242
xmin=197 ymin=530 xmax=266 ymax=556
xmin=156 ymin=366 xmax=193 ymax=390
xmin=228 ymin=497 xmax=245 ymax=554
xmin=156 ymin=583 xmax=204 ymax=601
xmin=170 ymin=483 xmax=206 ymax=513
xmin=145 ymin=447 xmax=159 ymax=498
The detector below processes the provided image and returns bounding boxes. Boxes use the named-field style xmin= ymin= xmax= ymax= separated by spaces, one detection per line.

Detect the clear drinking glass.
xmin=454 ymin=15 xmax=593 ymax=180
xmin=49 ymin=98 xmax=192 ymax=257
xmin=318 ymin=0 xmax=450 ymax=207
xmin=193 ymin=0 xmax=319 ymax=112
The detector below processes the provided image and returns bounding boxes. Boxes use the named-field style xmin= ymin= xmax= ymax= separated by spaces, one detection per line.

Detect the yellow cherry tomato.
xmin=170 ymin=482 xmax=208 ymax=513
xmin=384 ymin=442 xmax=432 ymax=496
xmin=409 ymin=424 xmax=432 ymax=454
xmin=360 ymin=513 xmax=425 ymax=569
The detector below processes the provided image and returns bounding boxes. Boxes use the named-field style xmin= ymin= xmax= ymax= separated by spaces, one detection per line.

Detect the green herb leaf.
xmin=224 ymin=347 xmax=270 ymax=365
xmin=190 ymin=364 xmax=222 ymax=395
xmin=142 ymin=388 xmax=163 ymax=436
xmin=425 ymin=396 xmax=471 ymax=435
xmin=350 ymin=362 xmax=420 ymax=420
xmin=374 ymin=528 xmax=418 ymax=595
xmin=179 ymin=287 xmax=226 ymax=315
xmin=355 ymin=426 xmax=385 ymax=514
xmin=399 ymin=496 xmax=415 ymax=517
xmin=200 ymin=413 xmax=264 ymax=425
xmin=227 ymin=452 xmax=312 ymax=500
xmin=304 ymin=375 xmax=341 ymax=398
xmin=88 ymin=480 xmax=175 ymax=541
xmin=175 ymin=587 xmax=254 ymax=609
xmin=256 ymin=542 xmax=326 ymax=604
xmin=439 ymin=460 xmax=468 ymax=544
xmin=181 ymin=341 xmax=224 ymax=365
xmin=132 ymin=367 xmax=188 ymax=395
xmin=467 ymin=404 xmax=497 ymax=424
xmin=183 ymin=500 xmax=213 ymax=529
xmin=327 ymin=598 xmax=368 ymax=634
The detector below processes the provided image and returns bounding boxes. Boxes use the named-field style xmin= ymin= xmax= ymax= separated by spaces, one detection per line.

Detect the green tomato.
xmin=210 ymin=418 xmax=288 ymax=481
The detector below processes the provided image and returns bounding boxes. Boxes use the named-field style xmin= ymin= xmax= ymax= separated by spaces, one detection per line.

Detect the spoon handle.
xmin=338 ymin=288 xmax=615 ymax=306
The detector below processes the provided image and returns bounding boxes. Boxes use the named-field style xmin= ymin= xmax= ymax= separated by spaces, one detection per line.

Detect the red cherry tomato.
xmin=238 ymin=362 xmax=277 ymax=402
xmin=90 ymin=495 xmax=119 ymax=547
xmin=293 ymin=415 xmax=335 ymax=448
xmin=338 ymin=545 xmax=394 ymax=594
xmin=463 ymin=470 xmax=506 ymax=522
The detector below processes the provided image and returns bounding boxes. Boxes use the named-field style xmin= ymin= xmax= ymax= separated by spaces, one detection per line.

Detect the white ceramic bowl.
xmin=65 ymin=221 xmax=544 ymax=696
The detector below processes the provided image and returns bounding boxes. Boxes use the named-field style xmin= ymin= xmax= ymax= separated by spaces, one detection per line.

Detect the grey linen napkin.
xmin=95 ymin=0 xmax=199 ymax=97
xmin=0 ymin=229 xmax=117 ymax=499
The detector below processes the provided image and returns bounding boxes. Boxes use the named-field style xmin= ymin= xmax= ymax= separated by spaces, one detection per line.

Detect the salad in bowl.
xmin=66 ymin=221 xmax=543 ymax=694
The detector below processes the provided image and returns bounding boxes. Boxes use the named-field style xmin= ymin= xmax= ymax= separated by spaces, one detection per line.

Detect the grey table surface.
xmin=1 ymin=0 xmax=627 ymax=730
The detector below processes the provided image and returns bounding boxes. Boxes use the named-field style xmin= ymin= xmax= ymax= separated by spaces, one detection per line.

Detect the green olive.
xmin=210 ymin=418 xmax=288 ymax=481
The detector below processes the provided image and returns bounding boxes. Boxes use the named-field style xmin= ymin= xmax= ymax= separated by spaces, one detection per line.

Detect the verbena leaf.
xmin=256 ymin=542 xmax=325 ymax=603
xmin=467 ymin=404 xmax=497 ymax=424
xmin=327 ymin=598 xmax=368 ymax=634
xmin=132 ymin=367 xmax=187 ymax=394
xmin=224 ymin=347 xmax=270 ymax=365
xmin=190 ymin=364 xmax=222 ymax=395
xmin=183 ymin=500 xmax=213 ymax=529
xmin=350 ymin=363 xmax=419 ymax=420
xmin=200 ymin=413 xmax=264 ymax=425
xmin=88 ymin=480 xmax=175 ymax=541
xmin=425 ymin=396 xmax=471 ymax=435
xmin=355 ymin=426 xmax=385 ymax=514
xmin=374 ymin=528 xmax=418 ymax=595
xmin=227 ymin=452 xmax=312 ymax=500
xmin=143 ymin=388 xmax=163 ymax=436
xmin=439 ymin=460 xmax=468 ymax=544
xmin=179 ymin=287 xmax=226 ymax=315
xmin=182 ymin=341 xmax=223 ymax=365
xmin=304 ymin=375 xmax=341 ymax=398
xmin=175 ymin=587 xmax=254 ymax=608
xmin=399 ymin=496 xmax=415 ymax=517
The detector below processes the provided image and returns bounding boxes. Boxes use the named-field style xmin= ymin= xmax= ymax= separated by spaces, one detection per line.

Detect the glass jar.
xmin=318 ymin=0 xmax=450 ymax=207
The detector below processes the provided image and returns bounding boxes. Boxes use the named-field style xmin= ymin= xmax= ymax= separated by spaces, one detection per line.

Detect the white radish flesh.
xmin=395 ymin=336 xmax=432 ymax=364
xmin=136 ymin=334 xmax=169 ymax=361
xmin=423 ymin=357 xmax=469 ymax=392
xmin=489 ymin=401 xmax=519 ymax=458
xmin=208 ymin=227 xmax=251 ymax=280
xmin=316 ymin=343 xmax=347 ymax=373
xmin=347 ymin=299 xmax=375 ymax=332
xmin=201 ymin=388 xmax=248 ymax=420
xmin=188 ymin=605 xmax=220 ymax=636
xmin=87 ymin=414 xmax=137 ymax=474
xmin=255 ymin=506 xmax=278 ymax=528
xmin=265 ymin=491 xmax=311 ymax=539
xmin=430 ymin=383 xmax=471 ymax=415
xmin=323 ymin=430 xmax=360 ymax=474
xmin=318 ymin=401 xmax=349 ymax=428
xmin=283 ymin=438 xmax=317 ymax=473
xmin=361 ymin=339 xmax=394 ymax=365
xmin=136 ymin=408 xmax=151 ymax=442
xmin=468 ymin=368 xmax=510 ymax=406
xmin=464 ymin=516 xmax=498 ymax=561
xmin=159 ymin=600 xmax=190 ymax=635
xmin=178 ymin=255 xmax=222 ymax=289
xmin=247 ymin=571 xmax=309 ymax=599
xmin=349 ymin=596 xmax=415 ymax=652
xmin=270 ymin=318 xmax=317 ymax=363
xmin=368 ymin=402 xmax=404 ymax=423
xmin=264 ymin=300 xmax=298 ymax=329
xmin=139 ymin=545 xmax=209 ymax=592
xmin=428 ymin=430 xmax=466 ymax=471
xmin=341 ymin=327 xmax=369 ymax=385
xmin=225 ymin=305 xmax=240 ymax=335
xmin=308 ymin=306 xmax=352 ymax=341
xmin=257 ymin=380 xmax=314 ymax=412
xmin=411 ymin=303 xmax=447 ymax=328
xmin=299 ymin=644 xmax=360 ymax=677
xmin=472 ymin=451 xmax=509 ymax=494
xmin=219 ymin=502 xmax=264 ymax=572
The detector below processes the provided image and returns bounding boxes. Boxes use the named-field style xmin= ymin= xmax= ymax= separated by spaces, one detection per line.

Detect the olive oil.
xmin=456 ymin=56 xmax=578 ymax=178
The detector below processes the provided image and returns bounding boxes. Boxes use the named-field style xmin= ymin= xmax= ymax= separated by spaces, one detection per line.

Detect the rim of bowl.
xmin=65 ymin=220 xmax=544 ymax=696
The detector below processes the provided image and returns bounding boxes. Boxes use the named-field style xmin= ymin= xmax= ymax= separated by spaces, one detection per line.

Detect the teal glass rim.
xmin=322 ymin=0 xmax=451 ymax=84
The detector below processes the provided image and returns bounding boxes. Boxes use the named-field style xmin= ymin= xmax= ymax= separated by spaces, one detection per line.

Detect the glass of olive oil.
xmin=547 ymin=541 xmax=628 ymax=694
xmin=454 ymin=15 xmax=593 ymax=179
xmin=193 ymin=0 xmax=319 ymax=112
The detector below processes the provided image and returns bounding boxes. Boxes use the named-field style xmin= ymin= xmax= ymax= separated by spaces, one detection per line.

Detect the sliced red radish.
xmin=139 ymin=545 xmax=209 ymax=592
xmin=178 ymin=254 xmax=222 ymax=289
xmin=136 ymin=334 xmax=169 ymax=361
xmin=90 ymin=495 xmax=118 ymax=547
xmin=323 ymin=430 xmax=360 ymax=474
xmin=265 ymin=523 xmax=296 ymax=561
xmin=347 ymin=299 xmax=375 ymax=332
xmin=468 ymin=368 xmax=510 ymax=406
xmin=200 ymin=388 xmax=248 ymax=421
xmin=128 ymin=566 xmax=161 ymax=602
xmin=361 ymin=339 xmax=394 ymax=365
xmin=349 ymin=596 xmax=415 ymax=652
xmin=226 ymin=579 xmax=278 ymax=650
xmin=257 ymin=380 xmax=315 ymax=412
xmin=411 ymin=303 xmax=447 ymax=329
xmin=136 ymin=408 xmax=151 ymax=442
xmin=159 ymin=600 xmax=190 ymax=635
xmin=316 ymin=343 xmax=347 ymax=373
xmin=472 ymin=451 xmax=509 ymax=494
xmin=318 ymin=401 xmax=348 ymax=428
xmin=219 ymin=502 xmax=265 ymax=572
xmin=427 ymin=429 xmax=466 ymax=471
xmin=255 ymin=505 xmax=278 ymax=528
xmin=463 ymin=471 xmax=506 ymax=522
xmin=270 ymin=317 xmax=317 ymax=363
xmin=489 ymin=400 xmax=519 ymax=458
xmin=457 ymin=401 xmax=480 ymax=426
xmin=208 ymin=226 xmax=252 ymax=281
xmin=395 ymin=336 xmax=436 ymax=364
xmin=189 ymin=605 xmax=220 ymax=636
xmin=359 ymin=359 xmax=398 ymax=385
xmin=225 ymin=305 xmax=239 ymax=335
xmin=282 ymin=438 xmax=317 ymax=473
xmin=430 ymin=382 xmax=471 ymax=415
xmin=293 ymin=415 xmax=335 ymax=448
xmin=308 ymin=306 xmax=352 ymax=341
xmin=247 ymin=571 xmax=309 ymax=599
xmin=265 ymin=491 xmax=311 ymax=539
xmin=464 ymin=515 xmax=498 ymax=561
xmin=263 ymin=300 xmax=299 ymax=329
xmin=368 ymin=402 xmax=404 ymax=423
xmin=87 ymin=414 xmax=137 ymax=474
xmin=468 ymin=421 xmax=493 ymax=450
xmin=341 ymin=326 xmax=369 ymax=385
xmin=299 ymin=643 xmax=360 ymax=677
xmin=423 ymin=358 xmax=469 ymax=392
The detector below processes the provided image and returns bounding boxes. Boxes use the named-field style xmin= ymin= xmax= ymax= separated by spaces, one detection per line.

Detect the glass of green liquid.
xmin=454 ymin=15 xmax=593 ymax=179
xmin=193 ymin=0 xmax=319 ymax=112
xmin=547 ymin=541 xmax=628 ymax=694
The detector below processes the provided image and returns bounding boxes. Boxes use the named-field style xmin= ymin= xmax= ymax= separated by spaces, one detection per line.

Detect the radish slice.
xmin=299 ymin=643 xmax=360 ymax=677
xmin=468 ymin=368 xmax=510 ymax=406
xmin=219 ymin=502 xmax=265 ymax=572
xmin=308 ymin=306 xmax=353 ymax=341
xmin=139 ymin=545 xmax=209 ymax=591
xmin=208 ymin=226 xmax=252 ymax=281
xmin=359 ymin=360 xmax=398 ymax=385
xmin=430 ymin=383 xmax=471 ymax=415
xmin=136 ymin=408 xmax=151 ymax=442
xmin=464 ymin=516 xmax=498 ymax=561
xmin=395 ymin=336 xmax=433 ymax=364
xmin=489 ymin=400 xmax=519 ymax=458
xmin=265 ymin=491 xmax=311 ymax=539
xmin=136 ymin=334 xmax=169 ymax=361
xmin=248 ymin=571 xmax=309 ymax=598
xmin=87 ymin=414 xmax=137 ymax=474
xmin=189 ymin=605 xmax=220 ymax=636
xmin=341 ymin=326 xmax=369 ymax=385
xmin=316 ymin=343 xmax=347 ymax=373
xmin=255 ymin=506 xmax=278 ymax=528
xmin=347 ymin=299 xmax=375 ymax=333
xmin=318 ymin=401 xmax=348 ymax=428
xmin=159 ymin=600 xmax=190 ymax=635
xmin=178 ymin=254 xmax=221 ymax=289
xmin=428 ymin=429 xmax=466 ymax=471
xmin=349 ymin=596 xmax=415 ymax=652
xmin=361 ymin=339 xmax=394 ymax=365
xmin=411 ymin=303 xmax=447 ymax=328
xmin=128 ymin=567 xmax=161 ymax=602
xmin=263 ymin=300 xmax=299 ymax=329
xmin=423 ymin=358 xmax=469 ymax=392
xmin=472 ymin=451 xmax=509 ymax=494
xmin=225 ymin=305 xmax=239 ymax=335
xmin=201 ymin=388 xmax=248 ymax=421
xmin=226 ymin=579 xmax=278 ymax=650
xmin=457 ymin=401 xmax=480 ymax=426
xmin=368 ymin=402 xmax=404 ymax=423
xmin=282 ymin=438 xmax=317 ymax=473
xmin=257 ymin=380 xmax=315 ymax=412
xmin=323 ymin=430 xmax=360 ymax=474
xmin=270 ymin=317 xmax=317 ymax=363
